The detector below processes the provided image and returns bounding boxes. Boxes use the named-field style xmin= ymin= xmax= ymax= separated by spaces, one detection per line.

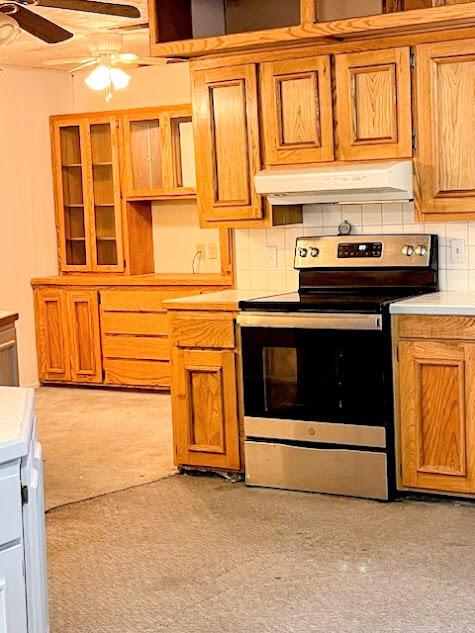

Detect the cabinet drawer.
xmin=170 ymin=312 xmax=235 ymax=349
xmin=102 ymin=334 xmax=170 ymax=361
xmin=104 ymin=358 xmax=170 ymax=388
xmin=0 ymin=464 xmax=22 ymax=547
xmin=398 ymin=315 xmax=475 ymax=340
xmin=100 ymin=290 xmax=193 ymax=312
xmin=101 ymin=311 xmax=168 ymax=336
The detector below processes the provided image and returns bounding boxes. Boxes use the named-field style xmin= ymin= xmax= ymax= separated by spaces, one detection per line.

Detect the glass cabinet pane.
xmin=171 ymin=116 xmax=196 ymax=189
xmin=129 ymin=119 xmax=163 ymax=191
xmin=60 ymin=125 xmax=87 ymax=266
xmin=90 ymin=123 xmax=118 ymax=267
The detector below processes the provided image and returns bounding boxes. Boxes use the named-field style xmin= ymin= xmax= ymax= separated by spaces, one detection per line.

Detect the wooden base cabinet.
xmin=395 ymin=316 xmax=475 ymax=495
xmin=35 ymin=287 xmax=102 ymax=384
xmin=169 ymin=308 xmax=242 ymax=471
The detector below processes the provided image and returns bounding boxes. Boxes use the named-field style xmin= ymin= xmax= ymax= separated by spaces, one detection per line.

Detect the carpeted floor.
xmin=36 ymin=386 xmax=175 ymax=509
xmin=47 ymin=475 xmax=475 ymax=633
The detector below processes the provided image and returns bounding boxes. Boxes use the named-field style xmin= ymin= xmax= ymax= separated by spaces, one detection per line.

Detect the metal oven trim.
xmin=244 ymin=416 xmax=386 ymax=448
xmin=237 ymin=312 xmax=382 ymax=331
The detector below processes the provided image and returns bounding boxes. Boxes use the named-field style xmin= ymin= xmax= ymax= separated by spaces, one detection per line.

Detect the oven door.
xmin=238 ymin=312 xmax=388 ymax=427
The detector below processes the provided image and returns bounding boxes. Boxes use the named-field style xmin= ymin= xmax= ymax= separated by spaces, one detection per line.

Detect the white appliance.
xmin=0 ymin=388 xmax=48 ymax=633
xmin=254 ymin=160 xmax=413 ymax=205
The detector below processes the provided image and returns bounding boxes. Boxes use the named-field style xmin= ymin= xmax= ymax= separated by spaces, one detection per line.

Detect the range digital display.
xmin=338 ymin=242 xmax=383 ymax=258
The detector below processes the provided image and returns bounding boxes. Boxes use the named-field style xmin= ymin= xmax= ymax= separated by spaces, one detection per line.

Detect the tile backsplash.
xmin=234 ymin=202 xmax=475 ymax=293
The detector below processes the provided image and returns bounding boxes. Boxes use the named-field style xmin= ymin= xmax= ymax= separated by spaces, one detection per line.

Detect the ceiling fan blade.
xmin=43 ymin=57 xmax=94 ymax=66
xmin=71 ymin=59 xmax=98 ymax=71
xmin=13 ymin=6 xmax=74 ymax=43
xmin=125 ymin=56 xmax=174 ymax=66
xmin=36 ymin=0 xmax=141 ymax=18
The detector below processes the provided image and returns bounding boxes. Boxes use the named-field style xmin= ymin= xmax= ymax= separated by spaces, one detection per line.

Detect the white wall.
xmin=72 ymin=63 xmax=221 ymax=274
xmin=0 ymin=66 xmax=73 ymax=386
xmin=234 ymin=203 xmax=475 ymax=293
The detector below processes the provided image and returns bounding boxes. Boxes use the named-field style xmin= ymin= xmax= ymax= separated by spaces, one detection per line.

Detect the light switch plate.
xmin=450 ymin=239 xmax=465 ymax=264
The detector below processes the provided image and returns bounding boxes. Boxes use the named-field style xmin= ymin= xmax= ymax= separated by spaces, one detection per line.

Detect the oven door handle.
xmin=237 ymin=312 xmax=382 ymax=331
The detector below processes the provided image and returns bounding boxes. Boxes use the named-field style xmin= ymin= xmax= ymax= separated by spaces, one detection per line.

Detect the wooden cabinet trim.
xmin=398 ymin=315 xmax=475 ymax=340
xmin=169 ymin=311 xmax=235 ymax=349
xmin=66 ymin=290 xmax=102 ymax=383
xmin=35 ymin=288 xmax=71 ymax=382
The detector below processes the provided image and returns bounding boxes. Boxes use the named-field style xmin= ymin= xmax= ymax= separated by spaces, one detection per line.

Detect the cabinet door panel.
xmin=335 ymin=47 xmax=412 ymax=160
xmin=172 ymin=349 xmax=240 ymax=470
xmin=66 ymin=290 xmax=102 ymax=383
xmin=0 ymin=545 xmax=28 ymax=633
xmin=399 ymin=340 xmax=475 ymax=493
xmin=415 ymin=40 xmax=475 ymax=217
xmin=35 ymin=288 xmax=71 ymax=382
xmin=192 ymin=64 xmax=263 ymax=225
xmin=51 ymin=121 xmax=93 ymax=272
xmin=261 ymin=56 xmax=334 ymax=165
xmin=85 ymin=117 xmax=124 ymax=272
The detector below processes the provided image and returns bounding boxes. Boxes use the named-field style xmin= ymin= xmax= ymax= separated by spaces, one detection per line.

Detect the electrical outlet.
xmin=207 ymin=243 xmax=217 ymax=260
xmin=196 ymin=243 xmax=206 ymax=259
xmin=450 ymin=239 xmax=465 ymax=264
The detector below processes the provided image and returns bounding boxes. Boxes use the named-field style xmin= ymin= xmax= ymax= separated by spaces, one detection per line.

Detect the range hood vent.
xmin=254 ymin=160 xmax=413 ymax=205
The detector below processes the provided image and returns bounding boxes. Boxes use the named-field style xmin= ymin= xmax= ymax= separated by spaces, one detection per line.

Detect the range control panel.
xmin=338 ymin=242 xmax=382 ymax=259
xmin=295 ymin=234 xmax=435 ymax=269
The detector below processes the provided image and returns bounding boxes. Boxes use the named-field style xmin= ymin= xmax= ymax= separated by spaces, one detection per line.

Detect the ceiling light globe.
xmin=109 ymin=68 xmax=131 ymax=90
xmin=85 ymin=64 xmax=111 ymax=91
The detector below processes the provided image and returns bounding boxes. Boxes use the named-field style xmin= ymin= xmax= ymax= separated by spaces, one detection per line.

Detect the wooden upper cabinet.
xmin=334 ymin=47 xmax=412 ymax=160
xmin=34 ymin=288 xmax=71 ymax=382
xmin=415 ymin=39 xmax=475 ymax=219
xmin=399 ymin=339 xmax=475 ymax=494
xmin=260 ymin=56 xmax=334 ymax=165
xmin=171 ymin=347 xmax=241 ymax=470
xmin=66 ymin=290 xmax=102 ymax=383
xmin=192 ymin=64 xmax=264 ymax=226
xmin=51 ymin=116 xmax=124 ymax=273
xmin=122 ymin=106 xmax=196 ymax=200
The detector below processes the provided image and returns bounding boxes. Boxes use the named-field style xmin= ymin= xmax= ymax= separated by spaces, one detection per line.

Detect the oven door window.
xmin=242 ymin=327 xmax=387 ymax=425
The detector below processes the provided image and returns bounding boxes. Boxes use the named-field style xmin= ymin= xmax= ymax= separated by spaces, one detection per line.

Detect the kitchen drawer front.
xmin=102 ymin=335 xmax=170 ymax=361
xmin=0 ymin=464 xmax=22 ymax=547
xmin=100 ymin=290 xmax=194 ymax=312
xmin=398 ymin=315 xmax=475 ymax=340
xmin=104 ymin=358 xmax=170 ymax=388
xmin=170 ymin=312 xmax=235 ymax=349
xmin=101 ymin=311 xmax=168 ymax=336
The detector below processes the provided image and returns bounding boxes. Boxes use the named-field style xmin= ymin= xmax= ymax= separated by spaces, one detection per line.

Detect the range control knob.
xmin=298 ymin=247 xmax=308 ymax=257
xmin=415 ymin=244 xmax=428 ymax=256
xmin=310 ymin=247 xmax=320 ymax=258
xmin=402 ymin=245 xmax=415 ymax=257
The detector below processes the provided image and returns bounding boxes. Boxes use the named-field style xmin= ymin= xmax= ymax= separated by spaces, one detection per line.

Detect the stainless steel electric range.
xmin=238 ymin=234 xmax=438 ymax=501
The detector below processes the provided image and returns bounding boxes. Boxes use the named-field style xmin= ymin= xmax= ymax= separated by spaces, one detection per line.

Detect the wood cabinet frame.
xmin=34 ymin=288 xmax=71 ymax=382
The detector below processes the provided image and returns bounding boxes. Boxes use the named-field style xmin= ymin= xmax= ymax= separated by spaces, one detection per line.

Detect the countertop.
xmin=31 ymin=273 xmax=232 ymax=287
xmin=0 ymin=312 xmax=18 ymax=328
xmin=164 ymin=289 xmax=271 ymax=311
xmin=0 ymin=387 xmax=35 ymax=464
xmin=391 ymin=292 xmax=475 ymax=316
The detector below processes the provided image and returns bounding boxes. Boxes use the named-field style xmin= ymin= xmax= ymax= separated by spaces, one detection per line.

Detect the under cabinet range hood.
xmin=254 ymin=160 xmax=413 ymax=205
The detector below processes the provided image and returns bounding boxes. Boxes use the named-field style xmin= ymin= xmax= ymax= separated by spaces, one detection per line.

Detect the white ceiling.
xmin=0 ymin=0 xmax=149 ymax=69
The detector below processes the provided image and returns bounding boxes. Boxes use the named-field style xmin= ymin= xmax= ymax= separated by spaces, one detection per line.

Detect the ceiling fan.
xmin=0 ymin=0 xmax=141 ymax=44
xmin=43 ymin=32 xmax=172 ymax=71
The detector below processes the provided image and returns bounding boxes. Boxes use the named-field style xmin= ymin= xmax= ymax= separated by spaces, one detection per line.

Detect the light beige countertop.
xmin=0 ymin=387 xmax=34 ymax=463
xmin=390 ymin=292 xmax=475 ymax=316
xmin=0 ymin=312 xmax=18 ymax=328
xmin=164 ymin=289 xmax=271 ymax=311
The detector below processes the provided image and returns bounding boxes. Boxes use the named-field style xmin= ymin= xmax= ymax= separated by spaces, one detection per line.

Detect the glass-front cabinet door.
xmin=54 ymin=122 xmax=91 ymax=271
xmin=87 ymin=117 xmax=123 ymax=271
xmin=52 ymin=117 xmax=124 ymax=273
xmin=122 ymin=106 xmax=196 ymax=199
